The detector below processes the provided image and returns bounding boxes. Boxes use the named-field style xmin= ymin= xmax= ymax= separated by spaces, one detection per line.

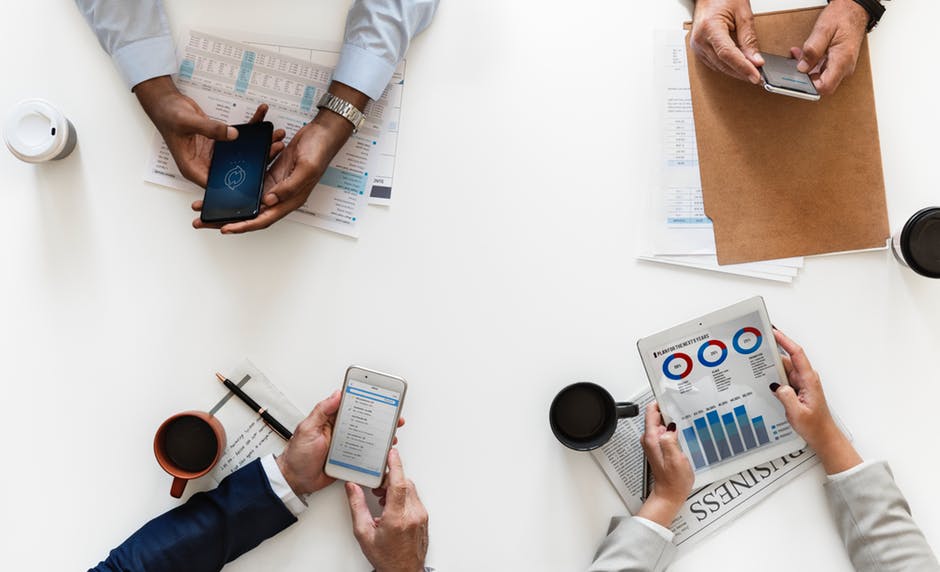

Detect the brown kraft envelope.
xmin=684 ymin=7 xmax=889 ymax=264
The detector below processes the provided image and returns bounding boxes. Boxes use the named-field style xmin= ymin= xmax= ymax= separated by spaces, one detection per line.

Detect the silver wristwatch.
xmin=316 ymin=92 xmax=365 ymax=132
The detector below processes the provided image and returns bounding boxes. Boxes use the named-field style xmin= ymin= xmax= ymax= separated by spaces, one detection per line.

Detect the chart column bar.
xmin=721 ymin=412 xmax=744 ymax=454
xmin=694 ymin=417 xmax=719 ymax=464
xmin=752 ymin=416 xmax=770 ymax=445
xmin=682 ymin=427 xmax=707 ymax=469
xmin=706 ymin=411 xmax=732 ymax=459
xmin=734 ymin=405 xmax=758 ymax=450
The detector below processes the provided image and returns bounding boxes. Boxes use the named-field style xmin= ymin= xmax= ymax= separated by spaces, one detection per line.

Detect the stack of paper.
xmin=639 ymin=30 xmax=803 ymax=283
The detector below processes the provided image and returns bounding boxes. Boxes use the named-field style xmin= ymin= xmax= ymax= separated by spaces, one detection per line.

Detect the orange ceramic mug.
xmin=153 ymin=411 xmax=226 ymax=498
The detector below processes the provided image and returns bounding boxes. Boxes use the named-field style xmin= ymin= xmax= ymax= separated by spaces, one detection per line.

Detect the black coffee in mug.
xmin=549 ymin=382 xmax=639 ymax=451
xmin=163 ymin=416 xmax=219 ymax=472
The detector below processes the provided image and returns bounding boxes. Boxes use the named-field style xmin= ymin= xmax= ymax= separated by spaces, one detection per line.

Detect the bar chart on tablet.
xmin=681 ymin=402 xmax=778 ymax=469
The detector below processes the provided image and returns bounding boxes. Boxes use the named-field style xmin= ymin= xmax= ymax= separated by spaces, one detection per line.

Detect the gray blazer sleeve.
xmin=825 ymin=461 xmax=940 ymax=572
xmin=587 ymin=517 xmax=677 ymax=572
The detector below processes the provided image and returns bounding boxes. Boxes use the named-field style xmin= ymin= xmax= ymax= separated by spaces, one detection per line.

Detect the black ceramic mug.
xmin=549 ymin=382 xmax=639 ymax=451
xmin=892 ymin=207 xmax=940 ymax=279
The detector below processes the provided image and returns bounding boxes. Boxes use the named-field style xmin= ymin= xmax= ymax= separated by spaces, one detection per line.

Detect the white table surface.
xmin=2 ymin=0 xmax=938 ymax=570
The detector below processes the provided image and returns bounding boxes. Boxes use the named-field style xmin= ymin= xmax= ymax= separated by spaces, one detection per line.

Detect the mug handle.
xmin=170 ymin=476 xmax=188 ymax=498
xmin=615 ymin=402 xmax=640 ymax=418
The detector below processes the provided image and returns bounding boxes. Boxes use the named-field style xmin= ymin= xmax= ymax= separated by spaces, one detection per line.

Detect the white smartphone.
xmin=324 ymin=366 xmax=407 ymax=488
xmin=758 ymin=51 xmax=820 ymax=102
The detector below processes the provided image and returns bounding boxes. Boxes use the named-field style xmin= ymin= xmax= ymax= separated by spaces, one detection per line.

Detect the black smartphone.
xmin=758 ymin=52 xmax=820 ymax=102
xmin=200 ymin=121 xmax=273 ymax=224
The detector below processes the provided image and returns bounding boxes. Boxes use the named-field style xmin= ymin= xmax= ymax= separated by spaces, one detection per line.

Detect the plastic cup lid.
xmin=3 ymin=99 xmax=69 ymax=163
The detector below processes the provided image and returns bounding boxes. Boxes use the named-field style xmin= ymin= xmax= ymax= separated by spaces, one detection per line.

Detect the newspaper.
xmin=591 ymin=388 xmax=821 ymax=551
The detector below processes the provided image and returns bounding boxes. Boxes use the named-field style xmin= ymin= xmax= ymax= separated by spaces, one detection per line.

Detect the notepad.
xmin=206 ymin=359 xmax=304 ymax=485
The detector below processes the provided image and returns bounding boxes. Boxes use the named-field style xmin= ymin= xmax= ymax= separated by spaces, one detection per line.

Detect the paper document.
xmin=236 ymin=30 xmax=405 ymax=205
xmin=592 ymin=389 xmax=820 ymax=551
xmin=206 ymin=359 xmax=304 ymax=484
xmin=145 ymin=30 xmax=405 ymax=236
xmin=640 ymin=30 xmax=804 ymax=282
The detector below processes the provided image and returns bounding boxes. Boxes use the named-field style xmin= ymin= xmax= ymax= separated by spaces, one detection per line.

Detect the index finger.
xmin=644 ymin=402 xmax=663 ymax=436
xmin=248 ymin=103 xmax=269 ymax=124
xmin=386 ymin=447 xmax=406 ymax=486
xmin=772 ymin=329 xmax=813 ymax=374
xmin=814 ymin=50 xmax=853 ymax=95
xmin=710 ymin=28 xmax=761 ymax=84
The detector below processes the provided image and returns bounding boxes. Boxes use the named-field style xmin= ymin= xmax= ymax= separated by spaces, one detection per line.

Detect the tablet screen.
xmin=643 ymin=310 xmax=800 ymax=476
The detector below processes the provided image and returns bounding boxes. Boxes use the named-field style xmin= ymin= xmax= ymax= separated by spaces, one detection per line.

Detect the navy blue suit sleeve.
xmin=90 ymin=458 xmax=297 ymax=572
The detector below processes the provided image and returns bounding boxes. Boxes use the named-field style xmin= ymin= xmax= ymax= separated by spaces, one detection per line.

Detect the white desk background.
xmin=1 ymin=1 xmax=937 ymax=570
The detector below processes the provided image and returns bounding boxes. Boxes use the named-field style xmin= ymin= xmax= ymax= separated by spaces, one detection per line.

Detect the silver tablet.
xmin=637 ymin=297 xmax=805 ymax=488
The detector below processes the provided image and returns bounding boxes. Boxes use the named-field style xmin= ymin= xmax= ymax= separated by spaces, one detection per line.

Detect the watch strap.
xmin=316 ymin=92 xmax=365 ymax=132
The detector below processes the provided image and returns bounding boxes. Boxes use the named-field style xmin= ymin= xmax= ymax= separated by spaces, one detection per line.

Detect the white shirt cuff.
xmin=633 ymin=516 xmax=675 ymax=542
xmin=260 ymin=453 xmax=308 ymax=517
xmin=333 ymin=42 xmax=396 ymax=101
xmin=826 ymin=459 xmax=872 ymax=482
xmin=112 ymin=34 xmax=178 ymax=91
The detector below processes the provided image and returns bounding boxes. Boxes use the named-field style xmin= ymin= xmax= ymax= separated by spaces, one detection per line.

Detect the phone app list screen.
xmin=329 ymin=380 xmax=401 ymax=476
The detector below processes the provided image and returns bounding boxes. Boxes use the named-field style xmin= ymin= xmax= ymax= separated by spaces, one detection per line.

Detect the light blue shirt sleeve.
xmin=73 ymin=0 xmax=177 ymax=90
xmin=333 ymin=0 xmax=439 ymax=101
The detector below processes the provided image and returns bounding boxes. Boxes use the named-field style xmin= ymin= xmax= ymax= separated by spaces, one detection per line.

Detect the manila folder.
xmin=685 ymin=7 xmax=889 ymax=264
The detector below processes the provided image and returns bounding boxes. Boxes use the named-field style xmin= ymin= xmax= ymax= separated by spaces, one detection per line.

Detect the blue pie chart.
xmin=697 ymin=340 xmax=728 ymax=367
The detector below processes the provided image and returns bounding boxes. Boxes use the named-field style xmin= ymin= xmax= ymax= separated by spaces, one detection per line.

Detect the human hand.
xmin=134 ymin=76 xmax=285 ymax=187
xmin=276 ymin=390 xmax=405 ymax=497
xmin=192 ymin=82 xmax=368 ymax=233
xmin=346 ymin=449 xmax=429 ymax=572
xmin=790 ymin=0 xmax=869 ymax=95
xmin=690 ymin=0 xmax=764 ymax=84
xmin=770 ymin=328 xmax=861 ymax=474
xmin=636 ymin=403 xmax=694 ymax=528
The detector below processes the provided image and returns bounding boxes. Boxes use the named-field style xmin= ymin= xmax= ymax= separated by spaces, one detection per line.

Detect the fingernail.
xmin=754 ymin=54 xmax=765 ymax=66
xmin=227 ymin=126 xmax=238 ymax=140
xmin=750 ymin=74 xmax=761 ymax=85
xmin=769 ymin=383 xmax=780 ymax=393
xmin=666 ymin=422 xmax=676 ymax=432
xmin=797 ymin=60 xmax=809 ymax=73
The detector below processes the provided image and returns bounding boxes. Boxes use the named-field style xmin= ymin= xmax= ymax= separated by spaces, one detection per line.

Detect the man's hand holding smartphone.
xmin=134 ymin=76 xmax=286 ymax=191
xmin=192 ymin=81 xmax=369 ymax=234
xmin=346 ymin=449 xmax=430 ymax=572
xmin=690 ymin=0 xmax=870 ymax=95
xmin=276 ymin=390 xmax=405 ymax=498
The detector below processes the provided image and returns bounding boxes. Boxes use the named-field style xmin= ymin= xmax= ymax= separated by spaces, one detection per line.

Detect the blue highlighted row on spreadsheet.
xmin=328 ymin=459 xmax=381 ymax=477
xmin=347 ymin=386 xmax=400 ymax=406
xmin=667 ymin=217 xmax=711 ymax=225
xmin=300 ymin=86 xmax=317 ymax=112
xmin=235 ymin=51 xmax=256 ymax=94
xmin=682 ymin=404 xmax=771 ymax=470
xmin=321 ymin=166 xmax=368 ymax=194
xmin=179 ymin=59 xmax=195 ymax=80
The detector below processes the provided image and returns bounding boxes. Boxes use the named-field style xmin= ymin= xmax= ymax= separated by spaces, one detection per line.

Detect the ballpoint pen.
xmin=215 ymin=372 xmax=293 ymax=441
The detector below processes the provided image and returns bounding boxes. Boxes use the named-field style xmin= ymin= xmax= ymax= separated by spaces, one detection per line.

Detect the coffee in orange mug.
xmin=153 ymin=411 xmax=226 ymax=498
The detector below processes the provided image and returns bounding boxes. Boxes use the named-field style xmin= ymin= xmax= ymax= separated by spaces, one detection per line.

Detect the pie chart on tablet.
xmin=663 ymin=352 xmax=693 ymax=380
xmin=733 ymin=327 xmax=763 ymax=354
xmin=698 ymin=340 xmax=728 ymax=367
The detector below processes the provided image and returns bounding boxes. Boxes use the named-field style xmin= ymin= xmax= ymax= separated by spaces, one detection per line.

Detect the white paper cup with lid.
xmin=3 ymin=99 xmax=77 ymax=163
